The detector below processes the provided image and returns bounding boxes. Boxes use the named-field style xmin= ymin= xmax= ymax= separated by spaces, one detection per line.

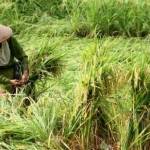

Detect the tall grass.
xmin=0 ymin=0 xmax=72 ymax=36
xmin=70 ymin=0 xmax=150 ymax=37
xmin=69 ymin=38 xmax=150 ymax=149
xmin=1 ymin=0 xmax=150 ymax=37
xmin=15 ymin=0 xmax=68 ymax=18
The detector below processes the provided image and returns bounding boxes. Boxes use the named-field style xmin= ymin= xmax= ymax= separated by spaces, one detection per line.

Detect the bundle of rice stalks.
xmin=30 ymin=46 xmax=63 ymax=81
xmin=69 ymin=38 xmax=150 ymax=149
xmin=24 ymin=40 xmax=64 ymax=100
xmin=0 ymin=96 xmax=65 ymax=149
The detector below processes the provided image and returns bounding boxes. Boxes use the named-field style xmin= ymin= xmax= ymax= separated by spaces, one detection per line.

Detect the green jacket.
xmin=0 ymin=37 xmax=28 ymax=84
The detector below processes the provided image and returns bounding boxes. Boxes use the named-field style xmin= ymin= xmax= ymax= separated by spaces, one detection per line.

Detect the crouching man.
xmin=0 ymin=25 xmax=29 ymax=96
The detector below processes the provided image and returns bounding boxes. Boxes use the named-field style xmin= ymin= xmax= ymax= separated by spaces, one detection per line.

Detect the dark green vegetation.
xmin=0 ymin=0 xmax=150 ymax=149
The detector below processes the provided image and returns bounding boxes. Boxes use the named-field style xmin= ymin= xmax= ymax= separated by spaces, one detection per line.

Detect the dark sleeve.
xmin=0 ymin=75 xmax=10 ymax=84
xmin=8 ymin=37 xmax=28 ymax=72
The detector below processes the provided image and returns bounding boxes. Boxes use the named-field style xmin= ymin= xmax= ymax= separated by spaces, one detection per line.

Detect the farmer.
xmin=0 ymin=25 xmax=29 ymax=95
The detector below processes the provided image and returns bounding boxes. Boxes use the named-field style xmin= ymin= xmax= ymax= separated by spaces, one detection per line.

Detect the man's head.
xmin=0 ymin=25 xmax=13 ymax=44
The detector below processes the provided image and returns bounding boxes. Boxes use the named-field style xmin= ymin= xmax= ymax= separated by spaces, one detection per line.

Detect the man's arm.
xmin=8 ymin=37 xmax=29 ymax=85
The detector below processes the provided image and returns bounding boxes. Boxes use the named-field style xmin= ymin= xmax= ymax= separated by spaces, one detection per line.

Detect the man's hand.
xmin=10 ymin=79 xmax=20 ymax=86
xmin=10 ymin=70 xmax=29 ymax=87
xmin=20 ymin=70 xmax=29 ymax=85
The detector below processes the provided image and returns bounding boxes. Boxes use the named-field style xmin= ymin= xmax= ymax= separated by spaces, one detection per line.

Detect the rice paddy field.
xmin=0 ymin=0 xmax=150 ymax=149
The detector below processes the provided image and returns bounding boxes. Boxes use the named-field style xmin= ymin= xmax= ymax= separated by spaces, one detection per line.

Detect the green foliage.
xmin=1 ymin=0 xmax=150 ymax=149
